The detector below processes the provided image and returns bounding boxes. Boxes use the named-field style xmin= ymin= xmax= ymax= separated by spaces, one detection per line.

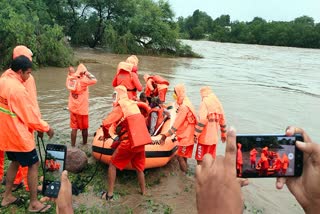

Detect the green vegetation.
xmin=178 ymin=10 xmax=320 ymax=49
xmin=0 ymin=0 xmax=199 ymax=70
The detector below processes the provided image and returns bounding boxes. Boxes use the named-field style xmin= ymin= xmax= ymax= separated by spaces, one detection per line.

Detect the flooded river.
xmin=2 ymin=40 xmax=320 ymax=213
xmin=30 ymin=41 xmax=320 ymax=144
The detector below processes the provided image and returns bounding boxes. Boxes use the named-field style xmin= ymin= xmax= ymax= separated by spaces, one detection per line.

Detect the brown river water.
xmin=2 ymin=40 xmax=320 ymax=213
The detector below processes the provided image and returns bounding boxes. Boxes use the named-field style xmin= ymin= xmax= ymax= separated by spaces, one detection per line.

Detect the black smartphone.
xmin=42 ymin=144 xmax=67 ymax=198
xmin=236 ymin=134 xmax=303 ymax=178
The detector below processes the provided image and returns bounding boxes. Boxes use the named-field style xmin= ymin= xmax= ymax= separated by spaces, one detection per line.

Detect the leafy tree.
xmin=0 ymin=0 xmax=72 ymax=69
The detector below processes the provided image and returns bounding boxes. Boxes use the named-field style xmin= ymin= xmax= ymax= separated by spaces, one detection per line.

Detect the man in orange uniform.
xmin=250 ymin=148 xmax=258 ymax=168
xmin=236 ymin=143 xmax=243 ymax=177
xmin=194 ymin=86 xmax=227 ymax=163
xmin=143 ymin=74 xmax=169 ymax=103
xmin=281 ymin=153 xmax=289 ymax=175
xmin=258 ymin=147 xmax=269 ymax=176
xmin=0 ymin=56 xmax=54 ymax=212
xmin=0 ymin=45 xmax=39 ymax=192
xmin=112 ymin=56 xmax=142 ymax=100
xmin=160 ymin=84 xmax=197 ymax=173
xmin=67 ymin=64 xmax=97 ymax=147
xmin=101 ymin=86 xmax=150 ymax=200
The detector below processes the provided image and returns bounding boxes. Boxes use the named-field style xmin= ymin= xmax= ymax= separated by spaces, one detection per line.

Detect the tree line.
xmin=0 ymin=0 xmax=198 ymax=70
xmin=178 ymin=10 xmax=320 ymax=49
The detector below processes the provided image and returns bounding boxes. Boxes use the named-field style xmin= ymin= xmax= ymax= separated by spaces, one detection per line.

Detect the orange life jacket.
xmin=118 ymin=98 xmax=151 ymax=148
xmin=149 ymin=75 xmax=169 ymax=86
xmin=147 ymin=107 xmax=164 ymax=132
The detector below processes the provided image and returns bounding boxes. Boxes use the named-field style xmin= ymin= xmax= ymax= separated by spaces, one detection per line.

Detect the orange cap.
xmin=13 ymin=45 xmax=33 ymax=61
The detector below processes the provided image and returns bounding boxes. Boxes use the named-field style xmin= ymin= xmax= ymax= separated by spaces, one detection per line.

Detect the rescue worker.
xmin=148 ymin=97 xmax=170 ymax=135
xmin=101 ymin=86 xmax=151 ymax=200
xmin=194 ymin=86 xmax=227 ymax=163
xmin=0 ymin=45 xmax=39 ymax=192
xmin=250 ymin=147 xmax=258 ymax=168
xmin=66 ymin=64 xmax=97 ymax=147
xmin=281 ymin=153 xmax=289 ymax=175
xmin=0 ymin=56 xmax=54 ymax=212
xmin=160 ymin=84 xmax=197 ymax=173
xmin=237 ymin=143 xmax=243 ymax=177
xmin=273 ymin=153 xmax=282 ymax=174
xmin=258 ymin=147 xmax=269 ymax=176
xmin=112 ymin=57 xmax=142 ymax=100
xmin=143 ymin=74 xmax=169 ymax=103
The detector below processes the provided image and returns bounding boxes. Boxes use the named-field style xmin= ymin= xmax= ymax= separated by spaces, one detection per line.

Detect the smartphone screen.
xmin=42 ymin=144 xmax=67 ymax=198
xmin=236 ymin=134 xmax=303 ymax=178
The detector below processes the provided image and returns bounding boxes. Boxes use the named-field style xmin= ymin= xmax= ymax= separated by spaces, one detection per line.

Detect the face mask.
xmin=172 ymin=93 xmax=177 ymax=100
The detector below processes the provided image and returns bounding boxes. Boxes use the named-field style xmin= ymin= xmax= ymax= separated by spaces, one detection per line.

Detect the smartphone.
xmin=236 ymin=134 xmax=303 ymax=178
xmin=42 ymin=144 xmax=67 ymax=198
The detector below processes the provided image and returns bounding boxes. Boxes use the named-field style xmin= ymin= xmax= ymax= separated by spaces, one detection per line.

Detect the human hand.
xmin=276 ymin=126 xmax=320 ymax=213
xmin=37 ymin=131 xmax=44 ymax=139
xmin=46 ymin=127 xmax=54 ymax=139
xmin=40 ymin=170 xmax=73 ymax=214
xmin=221 ymin=136 xmax=226 ymax=143
xmin=196 ymin=127 xmax=249 ymax=214
xmin=160 ymin=134 xmax=166 ymax=145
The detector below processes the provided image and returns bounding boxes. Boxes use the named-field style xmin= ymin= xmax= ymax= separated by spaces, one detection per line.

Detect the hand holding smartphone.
xmin=236 ymin=134 xmax=303 ymax=178
xmin=42 ymin=144 xmax=67 ymax=198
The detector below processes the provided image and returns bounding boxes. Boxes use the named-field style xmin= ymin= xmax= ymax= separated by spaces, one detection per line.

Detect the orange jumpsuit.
xmin=281 ymin=153 xmax=289 ymax=175
xmin=0 ymin=45 xmax=37 ymax=190
xmin=164 ymin=84 xmax=197 ymax=158
xmin=67 ymin=64 xmax=97 ymax=129
xmin=112 ymin=62 xmax=142 ymax=100
xmin=250 ymin=148 xmax=258 ymax=168
xmin=194 ymin=86 xmax=226 ymax=160
xmin=237 ymin=143 xmax=243 ymax=176
xmin=102 ymin=86 xmax=147 ymax=171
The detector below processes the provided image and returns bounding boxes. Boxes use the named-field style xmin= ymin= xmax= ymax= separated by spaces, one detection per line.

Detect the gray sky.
xmin=169 ymin=0 xmax=320 ymax=23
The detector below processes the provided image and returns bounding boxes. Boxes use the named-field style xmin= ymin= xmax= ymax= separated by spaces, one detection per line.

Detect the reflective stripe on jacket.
xmin=0 ymin=70 xmax=49 ymax=152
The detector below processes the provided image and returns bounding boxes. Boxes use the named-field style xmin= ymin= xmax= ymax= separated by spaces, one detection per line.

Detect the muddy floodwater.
xmin=3 ymin=40 xmax=320 ymax=213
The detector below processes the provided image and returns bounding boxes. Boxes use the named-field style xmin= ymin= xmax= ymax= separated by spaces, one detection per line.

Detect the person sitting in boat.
xmin=160 ymin=84 xmax=197 ymax=173
xmin=273 ymin=153 xmax=282 ymax=174
xmin=139 ymin=92 xmax=149 ymax=105
xmin=148 ymin=97 xmax=170 ymax=136
xmin=112 ymin=57 xmax=142 ymax=100
xmin=100 ymin=85 xmax=151 ymax=201
xmin=143 ymin=74 xmax=169 ymax=104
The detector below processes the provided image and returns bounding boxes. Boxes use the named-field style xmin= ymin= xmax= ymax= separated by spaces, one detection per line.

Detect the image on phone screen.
xmin=236 ymin=134 xmax=303 ymax=178
xmin=43 ymin=144 xmax=66 ymax=198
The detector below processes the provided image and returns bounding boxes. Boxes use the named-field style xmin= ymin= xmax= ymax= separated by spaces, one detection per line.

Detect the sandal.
xmin=100 ymin=191 xmax=113 ymax=201
xmin=1 ymin=197 xmax=25 ymax=207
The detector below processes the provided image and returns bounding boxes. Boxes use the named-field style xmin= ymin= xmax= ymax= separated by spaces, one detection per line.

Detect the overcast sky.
xmin=169 ymin=0 xmax=320 ymax=23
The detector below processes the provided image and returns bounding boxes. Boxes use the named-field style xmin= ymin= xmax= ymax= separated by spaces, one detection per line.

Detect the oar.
xmin=153 ymin=115 xmax=168 ymax=136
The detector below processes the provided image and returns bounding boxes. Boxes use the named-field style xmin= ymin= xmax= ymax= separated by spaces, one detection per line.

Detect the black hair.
xmin=11 ymin=55 xmax=32 ymax=72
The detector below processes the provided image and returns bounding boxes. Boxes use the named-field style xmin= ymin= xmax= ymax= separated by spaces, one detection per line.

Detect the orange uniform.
xmin=164 ymin=84 xmax=197 ymax=158
xmin=195 ymin=86 xmax=226 ymax=160
xmin=102 ymin=86 xmax=150 ymax=171
xmin=67 ymin=64 xmax=97 ymax=129
xmin=112 ymin=61 xmax=142 ymax=100
xmin=281 ymin=153 xmax=289 ymax=175
xmin=250 ymin=148 xmax=258 ymax=166
xmin=143 ymin=74 xmax=169 ymax=103
xmin=0 ymin=68 xmax=50 ymax=153
xmin=0 ymin=46 xmax=38 ymax=189
xmin=237 ymin=143 xmax=243 ymax=176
